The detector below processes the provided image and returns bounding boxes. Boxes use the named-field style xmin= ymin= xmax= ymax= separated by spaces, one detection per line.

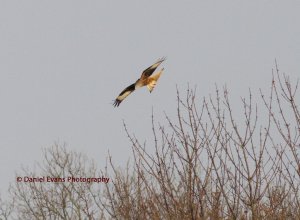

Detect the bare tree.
xmin=0 ymin=194 xmax=14 ymax=220
xmin=2 ymin=66 xmax=300 ymax=219
xmin=8 ymin=144 xmax=106 ymax=220
xmin=102 ymin=67 xmax=300 ymax=219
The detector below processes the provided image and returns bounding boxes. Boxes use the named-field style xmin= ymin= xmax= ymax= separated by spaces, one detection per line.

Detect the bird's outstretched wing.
xmin=140 ymin=57 xmax=166 ymax=79
xmin=113 ymin=83 xmax=135 ymax=107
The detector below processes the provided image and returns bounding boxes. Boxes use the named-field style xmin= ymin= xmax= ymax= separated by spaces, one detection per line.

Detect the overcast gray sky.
xmin=0 ymin=1 xmax=299 ymax=195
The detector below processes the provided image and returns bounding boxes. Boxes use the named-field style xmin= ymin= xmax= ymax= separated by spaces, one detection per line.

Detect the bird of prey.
xmin=113 ymin=57 xmax=166 ymax=107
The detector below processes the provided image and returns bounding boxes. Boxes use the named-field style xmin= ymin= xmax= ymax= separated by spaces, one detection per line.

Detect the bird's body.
xmin=113 ymin=57 xmax=166 ymax=107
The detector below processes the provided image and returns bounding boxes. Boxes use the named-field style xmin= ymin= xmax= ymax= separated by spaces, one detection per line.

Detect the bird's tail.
xmin=147 ymin=68 xmax=164 ymax=93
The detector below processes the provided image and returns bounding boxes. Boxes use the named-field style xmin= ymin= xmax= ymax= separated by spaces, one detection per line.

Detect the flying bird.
xmin=113 ymin=57 xmax=166 ymax=107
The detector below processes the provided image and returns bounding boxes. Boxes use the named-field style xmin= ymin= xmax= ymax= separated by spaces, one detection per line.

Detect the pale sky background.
xmin=0 ymin=1 xmax=300 ymax=196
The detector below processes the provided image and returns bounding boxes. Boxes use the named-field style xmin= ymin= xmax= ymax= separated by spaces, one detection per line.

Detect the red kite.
xmin=113 ymin=57 xmax=166 ymax=107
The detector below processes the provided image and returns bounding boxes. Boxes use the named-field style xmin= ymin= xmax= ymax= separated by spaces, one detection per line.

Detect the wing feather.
xmin=113 ymin=83 xmax=135 ymax=107
xmin=140 ymin=57 xmax=166 ymax=79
